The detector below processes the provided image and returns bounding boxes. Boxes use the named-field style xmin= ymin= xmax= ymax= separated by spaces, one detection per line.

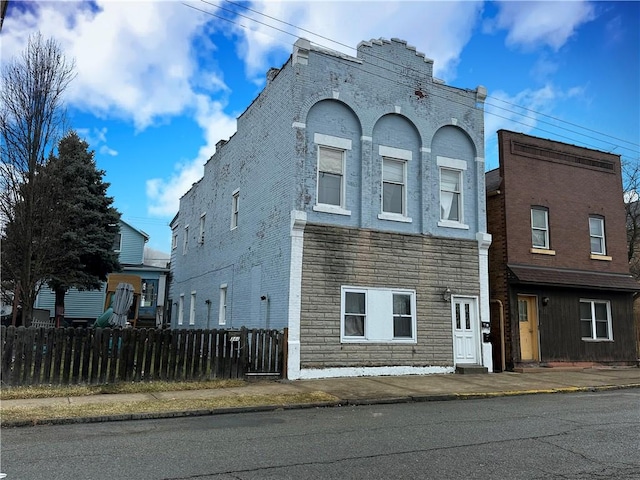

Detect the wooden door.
xmin=518 ymin=295 xmax=539 ymax=361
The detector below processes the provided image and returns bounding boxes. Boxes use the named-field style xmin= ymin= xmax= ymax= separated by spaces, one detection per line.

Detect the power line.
xmin=185 ymin=0 xmax=639 ymax=159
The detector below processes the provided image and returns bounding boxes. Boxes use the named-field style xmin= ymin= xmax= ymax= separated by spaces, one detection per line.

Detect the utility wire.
xmin=185 ymin=1 xmax=639 ymax=159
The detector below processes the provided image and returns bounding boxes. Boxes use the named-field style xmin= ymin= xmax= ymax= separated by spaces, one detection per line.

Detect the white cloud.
xmin=488 ymin=1 xmax=596 ymax=51
xmin=99 ymin=145 xmax=118 ymax=157
xmin=484 ymin=85 xmax=575 ymax=169
xmin=233 ymin=1 xmax=483 ymax=82
xmin=146 ymin=96 xmax=237 ymax=216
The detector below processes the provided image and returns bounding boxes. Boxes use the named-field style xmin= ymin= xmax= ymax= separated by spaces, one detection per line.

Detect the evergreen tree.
xmin=44 ymin=131 xmax=121 ymax=324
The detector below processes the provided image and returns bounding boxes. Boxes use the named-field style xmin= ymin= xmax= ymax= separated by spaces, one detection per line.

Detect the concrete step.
xmin=455 ymin=364 xmax=488 ymax=374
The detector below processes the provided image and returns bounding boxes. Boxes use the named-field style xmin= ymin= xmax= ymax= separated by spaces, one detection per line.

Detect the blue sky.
xmin=2 ymin=1 xmax=639 ymax=253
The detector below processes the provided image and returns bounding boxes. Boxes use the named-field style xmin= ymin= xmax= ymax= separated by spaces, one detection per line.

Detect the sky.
xmin=2 ymin=0 xmax=639 ymax=253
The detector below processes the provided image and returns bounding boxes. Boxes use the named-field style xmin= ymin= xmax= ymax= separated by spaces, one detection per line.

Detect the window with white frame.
xmin=189 ymin=292 xmax=196 ymax=325
xmin=589 ymin=216 xmax=606 ymax=255
xmin=313 ymin=133 xmax=352 ymax=215
xmin=219 ymin=284 xmax=227 ymax=325
xmin=178 ymin=294 xmax=184 ymax=326
xmin=531 ymin=207 xmax=550 ymax=249
xmin=183 ymin=225 xmax=189 ymax=254
xmin=382 ymin=158 xmax=406 ymax=215
xmin=440 ymin=169 xmax=461 ymax=222
xmin=112 ymin=232 xmax=122 ymax=252
xmin=172 ymin=232 xmax=178 ymax=250
xmin=199 ymin=213 xmax=206 ymax=244
xmin=318 ymin=146 xmax=345 ymax=207
xmin=437 ymin=156 xmax=467 ymax=228
xmin=231 ymin=190 xmax=239 ymax=229
xmin=341 ymin=286 xmax=416 ymax=343
xmin=580 ymin=299 xmax=613 ymax=340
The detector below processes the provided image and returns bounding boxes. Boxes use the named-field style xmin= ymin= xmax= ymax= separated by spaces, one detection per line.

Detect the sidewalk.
xmin=2 ymin=367 xmax=639 ymax=427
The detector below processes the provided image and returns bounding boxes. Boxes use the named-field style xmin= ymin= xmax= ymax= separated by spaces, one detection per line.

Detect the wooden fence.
xmin=0 ymin=326 xmax=286 ymax=387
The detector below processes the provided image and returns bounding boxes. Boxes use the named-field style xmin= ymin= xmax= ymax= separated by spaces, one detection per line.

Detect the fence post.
xmin=281 ymin=328 xmax=288 ymax=380
xmin=240 ymin=327 xmax=249 ymax=378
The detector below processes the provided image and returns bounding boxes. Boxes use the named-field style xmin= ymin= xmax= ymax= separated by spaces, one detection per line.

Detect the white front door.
xmin=452 ymin=297 xmax=479 ymax=364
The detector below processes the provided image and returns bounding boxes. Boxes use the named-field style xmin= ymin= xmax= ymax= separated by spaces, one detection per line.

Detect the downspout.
xmin=490 ymin=298 xmax=506 ymax=372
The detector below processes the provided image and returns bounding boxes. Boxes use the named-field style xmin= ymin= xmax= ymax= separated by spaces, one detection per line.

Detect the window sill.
xmin=581 ymin=338 xmax=613 ymax=342
xmin=313 ymin=204 xmax=351 ymax=216
xmin=590 ymin=254 xmax=612 ymax=261
xmin=378 ymin=212 xmax=413 ymax=223
xmin=531 ymin=248 xmax=556 ymax=255
xmin=341 ymin=337 xmax=417 ymax=344
xmin=438 ymin=220 xmax=469 ymax=230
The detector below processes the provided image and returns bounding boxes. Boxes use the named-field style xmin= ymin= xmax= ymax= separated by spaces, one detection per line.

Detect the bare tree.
xmin=623 ymin=159 xmax=640 ymax=280
xmin=0 ymin=32 xmax=75 ymax=324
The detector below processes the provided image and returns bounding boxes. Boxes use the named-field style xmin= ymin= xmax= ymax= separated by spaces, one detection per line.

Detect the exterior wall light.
xmin=442 ymin=287 xmax=452 ymax=302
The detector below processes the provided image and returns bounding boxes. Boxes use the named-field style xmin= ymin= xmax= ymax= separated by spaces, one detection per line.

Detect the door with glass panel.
xmin=517 ymin=295 xmax=539 ymax=361
xmin=452 ymin=297 xmax=478 ymax=364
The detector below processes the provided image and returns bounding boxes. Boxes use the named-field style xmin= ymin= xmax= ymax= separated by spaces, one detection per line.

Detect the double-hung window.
xmin=580 ymin=299 xmax=613 ymax=341
xmin=199 ymin=213 xmax=206 ymax=244
xmin=172 ymin=232 xmax=178 ymax=250
xmin=178 ymin=294 xmax=184 ymax=326
xmin=531 ymin=207 xmax=550 ymax=249
xmin=589 ymin=216 xmax=606 ymax=255
xmin=189 ymin=291 xmax=196 ymax=325
xmin=437 ymin=156 xmax=467 ymax=228
xmin=382 ymin=158 xmax=405 ymax=215
xmin=231 ymin=190 xmax=239 ymax=229
xmin=183 ymin=226 xmax=189 ymax=255
xmin=341 ymin=286 xmax=416 ymax=343
xmin=219 ymin=284 xmax=227 ymax=326
xmin=313 ymin=133 xmax=352 ymax=215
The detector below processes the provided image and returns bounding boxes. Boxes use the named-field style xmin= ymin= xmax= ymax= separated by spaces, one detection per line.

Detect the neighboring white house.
xmin=170 ymin=37 xmax=492 ymax=379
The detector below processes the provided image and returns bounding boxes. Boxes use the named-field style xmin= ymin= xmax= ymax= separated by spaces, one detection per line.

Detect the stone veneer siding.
xmin=299 ymin=224 xmax=480 ymax=369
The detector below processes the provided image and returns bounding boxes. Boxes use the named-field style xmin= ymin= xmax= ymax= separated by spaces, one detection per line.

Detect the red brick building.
xmin=486 ymin=130 xmax=638 ymax=370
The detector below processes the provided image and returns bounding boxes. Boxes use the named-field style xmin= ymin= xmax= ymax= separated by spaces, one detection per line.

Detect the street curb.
xmin=2 ymin=383 xmax=639 ymax=428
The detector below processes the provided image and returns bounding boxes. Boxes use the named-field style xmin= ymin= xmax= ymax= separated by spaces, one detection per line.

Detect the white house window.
xmin=589 ymin=216 xmax=606 ymax=255
xmin=172 ymin=232 xmax=178 ymax=250
xmin=437 ymin=156 xmax=467 ymax=229
xmin=231 ymin=190 xmax=239 ymax=229
xmin=580 ymin=299 xmax=613 ymax=341
xmin=219 ymin=284 xmax=227 ymax=325
xmin=199 ymin=213 xmax=206 ymax=244
xmin=341 ymin=286 xmax=417 ymax=343
xmin=313 ymin=133 xmax=352 ymax=216
xmin=178 ymin=294 xmax=184 ymax=326
xmin=440 ymin=169 xmax=461 ymax=222
xmin=317 ymin=146 xmax=344 ymax=207
xmin=112 ymin=233 xmax=122 ymax=252
xmin=531 ymin=207 xmax=550 ymax=249
xmin=382 ymin=158 xmax=406 ymax=215
xmin=183 ymin=225 xmax=189 ymax=255
xmin=189 ymin=292 xmax=196 ymax=325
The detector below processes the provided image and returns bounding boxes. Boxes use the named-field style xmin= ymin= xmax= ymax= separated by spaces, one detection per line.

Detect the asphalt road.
xmin=2 ymin=390 xmax=639 ymax=479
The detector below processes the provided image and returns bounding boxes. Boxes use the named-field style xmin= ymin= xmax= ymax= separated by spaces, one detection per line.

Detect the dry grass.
xmin=0 ymin=379 xmax=246 ymax=400
xmin=0 ymin=391 xmax=338 ymax=425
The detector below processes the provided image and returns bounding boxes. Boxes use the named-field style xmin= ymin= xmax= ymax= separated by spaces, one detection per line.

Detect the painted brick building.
xmin=486 ymin=130 xmax=638 ymax=371
xmin=170 ymin=37 xmax=492 ymax=379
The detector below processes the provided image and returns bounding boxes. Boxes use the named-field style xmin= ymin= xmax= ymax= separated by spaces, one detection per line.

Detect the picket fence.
xmin=0 ymin=326 xmax=286 ymax=387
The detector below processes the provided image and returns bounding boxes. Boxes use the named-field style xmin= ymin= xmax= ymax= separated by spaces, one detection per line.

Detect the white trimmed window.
xmin=314 ymin=133 xmax=352 ymax=215
xmin=112 ymin=233 xmax=122 ymax=252
xmin=183 ymin=225 xmax=189 ymax=255
xmin=178 ymin=294 xmax=184 ymax=326
xmin=589 ymin=216 xmax=606 ymax=255
xmin=219 ymin=284 xmax=227 ymax=325
xmin=172 ymin=232 xmax=178 ymax=250
xmin=341 ymin=286 xmax=416 ymax=343
xmin=580 ymin=299 xmax=613 ymax=341
xmin=231 ymin=190 xmax=239 ymax=229
xmin=437 ymin=156 xmax=467 ymax=229
xmin=382 ymin=158 xmax=406 ymax=215
xmin=189 ymin=292 xmax=196 ymax=325
xmin=531 ymin=207 xmax=550 ymax=249
xmin=199 ymin=213 xmax=206 ymax=244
